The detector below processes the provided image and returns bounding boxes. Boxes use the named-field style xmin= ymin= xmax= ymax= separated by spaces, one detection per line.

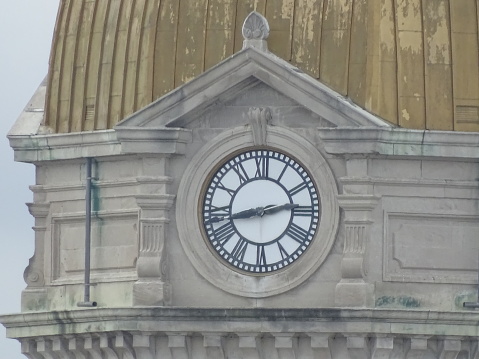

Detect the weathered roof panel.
xmin=43 ymin=0 xmax=479 ymax=133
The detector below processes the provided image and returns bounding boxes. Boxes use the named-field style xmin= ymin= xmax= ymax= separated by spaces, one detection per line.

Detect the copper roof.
xmin=44 ymin=0 xmax=479 ymax=133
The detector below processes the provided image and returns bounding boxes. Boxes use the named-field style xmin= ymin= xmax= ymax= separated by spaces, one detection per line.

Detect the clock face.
xmin=201 ymin=149 xmax=321 ymax=274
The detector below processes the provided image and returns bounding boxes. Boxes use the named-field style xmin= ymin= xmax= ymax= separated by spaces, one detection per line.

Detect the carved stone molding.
xmin=113 ymin=333 xmax=135 ymax=359
xmin=203 ymin=334 xmax=225 ymax=359
xmin=5 ymin=308 xmax=479 ymax=357
xmin=36 ymin=339 xmax=57 ymax=359
xmin=68 ymin=337 xmax=89 ymax=359
xmin=132 ymin=335 xmax=154 ymax=359
xmin=137 ymin=221 xmax=167 ymax=278
xmin=248 ymin=107 xmax=271 ymax=146
xmin=336 ymin=194 xmax=379 ymax=307
xmin=24 ymin=202 xmax=50 ymax=288
xmin=384 ymin=211 xmax=479 ymax=284
xmin=135 ymin=193 xmax=175 ymax=214
xmin=16 ymin=332 xmax=479 ymax=359
xmin=407 ymin=337 xmax=436 ymax=358
xmin=133 ymin=189 xmax=175 ymax=306
xmin=242 ymin=11 xmax=269 ymax=51
xmin=237 ymin=334 xmax=260 ymax=359
xmin=310 ymin=334 xmax=332 ymax=359
xmin=371 ymin=337 xmax=394 ymax=359
xmin=21 ymin=202 xmax=50 ymax=312
xmin=348 ymin=336 xmax=370 ymax=359
xmin=274 ymin=334 xmax=296 ymax=359
xmin=176 ymin=126 xmax=339 ymax=298
xmin=168 ymin=333 xmax=190 ymax=359
xmin=440 ymin=339 xmax=462 ymax=359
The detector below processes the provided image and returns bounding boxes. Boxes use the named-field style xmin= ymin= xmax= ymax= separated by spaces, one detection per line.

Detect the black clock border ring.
xmin=202 ymin=148 xmax=321 ymax=274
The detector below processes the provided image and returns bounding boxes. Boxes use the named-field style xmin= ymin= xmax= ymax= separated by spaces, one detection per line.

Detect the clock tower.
xmin=3 ymin=2 xmax=479 ymax=358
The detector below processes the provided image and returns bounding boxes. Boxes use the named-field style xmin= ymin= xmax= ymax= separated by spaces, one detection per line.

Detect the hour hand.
xmin=204 ymin=215 xmax=227 ymax=224
xmin=231 ymin=207 xmax=262 ymax=220
xmin=205 ymin=207 xmax=260 ymax=224
xmin=263 ymin=203 xmax=298 ymax=215
xmin=205 ymin=204 xmax=297 ymax=224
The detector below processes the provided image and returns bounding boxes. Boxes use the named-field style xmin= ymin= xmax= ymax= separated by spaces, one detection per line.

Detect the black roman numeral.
xmin=231 ymin=238 xmax=248 ymax=261
xmin=256 ymin=245 xmax=266 ymax=266
xmin=277 ymin=163 xmax=288 ymax=182
xmin=293 ymin=206 xmax=315 ymax=217
xmin=254 ymin=156 xmax=269 ymax=178
xmin=231 ymin=161 xmax=249 ymax=184
xmin=209 ymin=205 xmax=230 ymax=216
xmin=217 ymin=182 xmax=236 ymax=196
xmin=214 ymin=222 xmax=235 ymax=245
xmin=285 ymin=223 xmax=309 ymax=244
xmin=277 ymin=241 xmax=290 ymax=260
xmin=288 ymin=182 xmax=308 ymax=196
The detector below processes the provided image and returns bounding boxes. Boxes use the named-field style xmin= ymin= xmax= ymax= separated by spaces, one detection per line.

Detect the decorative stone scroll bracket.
xmin=248 ymin=107 xmax=271 ymax=146
xmin=17 ymin=332 xmax=477 ymax=359
xmin=133 ymin=192 xmax=175 ymax=307
xmin=24 ymin=202 xmax=50 ymax=288
xmin=347 ymin=336 xmax=370 ymax=359
xmin=21 ymin=201 xmax=50 ymax=312
xmin=242 ymin=11 xmax=269 ymax=52
xmin=335 ymin=194 xmax=379 ymax=307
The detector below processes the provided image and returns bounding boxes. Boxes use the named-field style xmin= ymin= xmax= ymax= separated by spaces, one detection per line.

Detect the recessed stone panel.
xmin=52 ymin=212 xmax=138 ymax=284
xmin=384 ymin=212 xmax=479 ymax=284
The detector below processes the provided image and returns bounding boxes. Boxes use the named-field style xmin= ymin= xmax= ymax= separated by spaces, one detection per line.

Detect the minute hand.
xmin=262 ymin=203 xmax=298 ymax=216
xmin=208 ymin=204 xmax=298 ymax=224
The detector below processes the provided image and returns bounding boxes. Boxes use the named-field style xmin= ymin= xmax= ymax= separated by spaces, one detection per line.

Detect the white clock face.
xmin=201 ymin=149 xmax=321 ymax=274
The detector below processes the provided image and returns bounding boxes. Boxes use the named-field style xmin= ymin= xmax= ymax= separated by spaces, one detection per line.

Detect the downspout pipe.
xmin=463 ymin=250 xmax=479 ymax=309
xmin=78 ymin=157 xmax=97 ymax=307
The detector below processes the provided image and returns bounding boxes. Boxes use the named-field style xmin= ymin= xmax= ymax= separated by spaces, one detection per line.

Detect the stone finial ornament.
xmin=242 ymin=11 xmax=269 ymax=51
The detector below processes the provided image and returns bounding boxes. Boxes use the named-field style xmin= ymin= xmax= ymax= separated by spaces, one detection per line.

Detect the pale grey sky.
xmin=0 ymin=2 xmax=60 ymax=357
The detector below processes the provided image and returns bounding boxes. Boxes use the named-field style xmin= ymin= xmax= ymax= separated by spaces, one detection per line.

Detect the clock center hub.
xmin=231 ymin=179 xmax=291 ymax=244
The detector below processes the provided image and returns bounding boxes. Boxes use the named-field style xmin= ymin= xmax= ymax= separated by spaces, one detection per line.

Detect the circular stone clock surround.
xmin=176 ymin=126 xmax=339 ymax=298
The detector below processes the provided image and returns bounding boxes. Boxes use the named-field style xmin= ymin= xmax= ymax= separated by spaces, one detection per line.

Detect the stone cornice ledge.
xmin=114 ymin=126 xmax=192 ymax=155
xmin=318 ymin=127 xmax=479 ymax=159
xmin=8 ymin=127 xmax=192 ymax=163
xmin=8 ymin=130 xmax=121 ymax=163
xmin=2 ymin=308 xmax=479 ymax=338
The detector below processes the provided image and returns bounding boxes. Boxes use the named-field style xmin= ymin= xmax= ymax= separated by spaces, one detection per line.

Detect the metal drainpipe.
xmin=78 ymin=157 xmax=97 ymax=307
xmin=463 ymin=250 xmax=479 ymax=308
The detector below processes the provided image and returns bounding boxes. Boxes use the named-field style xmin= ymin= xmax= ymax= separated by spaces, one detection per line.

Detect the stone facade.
xmin=4 ymin=308 xmax=479 ymax=358
xmin=3 ymin=12 xmax=479 ymax=359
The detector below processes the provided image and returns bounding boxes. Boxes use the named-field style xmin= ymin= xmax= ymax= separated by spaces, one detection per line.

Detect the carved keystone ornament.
xmin=248 ymin=107 xmax=271 ymax=146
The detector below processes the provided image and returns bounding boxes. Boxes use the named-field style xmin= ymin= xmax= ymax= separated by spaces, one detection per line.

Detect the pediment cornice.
xmin=115 ymin=46 xmax=393 ymax=130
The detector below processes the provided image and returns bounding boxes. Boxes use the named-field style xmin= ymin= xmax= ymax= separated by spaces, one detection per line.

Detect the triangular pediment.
xmin=115 ymin=47 xmax=392 ymax=131
xmin=186 ymin=80 xmax=338 ymax=130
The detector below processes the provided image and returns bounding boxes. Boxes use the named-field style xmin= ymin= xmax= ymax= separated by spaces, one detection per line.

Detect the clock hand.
xmin=262 ymin=203 xmax=299 ymax=216
xmin=205 ymin=207 xmax=262 ymax=224
xmin=231 ymin=207 xmax=263 ymax=219
xmin=205 ymin=204 xmax=298 ymax=224
xmin=204 ymin=215 xmax=227 ymax=224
